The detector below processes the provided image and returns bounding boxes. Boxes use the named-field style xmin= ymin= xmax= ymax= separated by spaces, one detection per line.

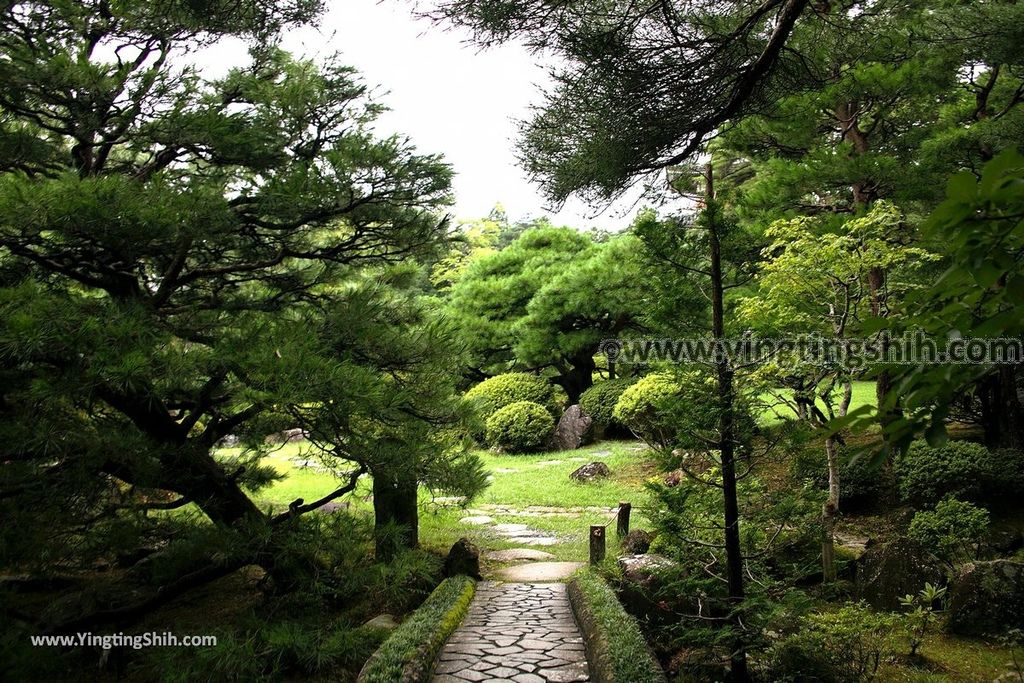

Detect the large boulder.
xmin=442 ymin=537 xmax=481 ymax=579
xmin=855 ymin=539 xmax=945 ymax=610
xmin=617 ymin=553 xmax=675 ymax=585
xmin=569 ymin=461 xmax=610 ymax=483
xmin=948 ymin=560 xmax=1024 ymax=636
xmin=549 ymin=404 xmax=594 ymax=451
xmin=621 ymin=529 xmax=654 ymax=554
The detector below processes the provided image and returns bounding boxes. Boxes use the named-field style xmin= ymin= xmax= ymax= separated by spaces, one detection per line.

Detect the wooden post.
xmin=589 ymin=525 xmax=606 ymax=565
xmin=616 ymin=502 xmax=631 ymax=538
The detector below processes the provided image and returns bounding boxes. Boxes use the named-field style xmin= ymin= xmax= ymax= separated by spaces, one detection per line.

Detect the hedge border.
xmin=567 ymin=568 xmax=666 ymax=683
xmin=357 ymin=575 xmax=475 ymax=683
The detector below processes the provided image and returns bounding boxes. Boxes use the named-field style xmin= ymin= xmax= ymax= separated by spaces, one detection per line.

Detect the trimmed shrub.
xmin=464 ymin=371 xmax=559 ymax=425
xmin=908 ymin=498 xmax=990 ymax=565
xmin=580 ymin=378 xmax=636 ymax=430
xmin=895 ymin=440 xmax=998 ymax=507
xmin=612 ymin=372 xmax=680 ymax=444
xmin=485 ymin=400 xmax=555 ymax=452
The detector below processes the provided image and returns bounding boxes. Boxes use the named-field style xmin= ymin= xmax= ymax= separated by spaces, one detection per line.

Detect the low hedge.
xmin=357 ymin=575 xmax=475 ymax=683
xmin=567 ymin=568 xmax=665 ymax=683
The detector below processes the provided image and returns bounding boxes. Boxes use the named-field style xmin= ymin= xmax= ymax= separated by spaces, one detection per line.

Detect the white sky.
xmin=195 ymin=0 xmax=647 ymax=230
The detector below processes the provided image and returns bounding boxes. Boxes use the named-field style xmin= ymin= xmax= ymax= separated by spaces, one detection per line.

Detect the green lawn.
xmin=221 ymin=439 xmax=657 ymax=563
xmin=760 ymin=380 xmax=876 ymax=424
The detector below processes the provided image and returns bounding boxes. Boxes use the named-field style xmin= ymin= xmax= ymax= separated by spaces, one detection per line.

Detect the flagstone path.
xmin=430 ymin=582 xmax=590 ymax=683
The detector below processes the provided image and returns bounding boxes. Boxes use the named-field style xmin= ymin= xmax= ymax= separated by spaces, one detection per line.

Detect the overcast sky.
xmin=196 ymin=0 xmax=647 ymax=230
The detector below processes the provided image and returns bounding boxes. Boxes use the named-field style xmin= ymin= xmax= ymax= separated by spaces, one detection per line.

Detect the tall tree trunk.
xmin=558 ymin=353 xmax=596 ymax=404
xmin=980 ymin=366 xmax=1024 ymax=449
xmin=372 ymin=470 xmax=419 ymax=562
xmin=821 ymin=379 xmax=851 ymax=583
xmin=705 ymin=162 xmax=750 ymax=683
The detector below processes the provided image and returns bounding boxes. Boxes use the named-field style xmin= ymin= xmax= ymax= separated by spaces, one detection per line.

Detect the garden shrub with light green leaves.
xmin=612 ymin=372 xmax=681 ymax=445
xmin=485 ymin=400 xmax=555 ymax=452
xmin=463 ymin=373 xmax=561 ymax=441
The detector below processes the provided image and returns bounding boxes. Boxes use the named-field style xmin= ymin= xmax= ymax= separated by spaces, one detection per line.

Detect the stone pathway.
xmin=431 ymin=582 xmax=590 ymax=683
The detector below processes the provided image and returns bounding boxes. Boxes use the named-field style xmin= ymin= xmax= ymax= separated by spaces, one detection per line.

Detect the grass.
xmin=224 ymin=439 xmax=657 ymax=563
xmin=759 ymin=379 xmax=876 ymax=424
xmin=357 ymin=575 xmax=475 ymax=683
xmin=568 ymin=567 xmax=666 ymax=682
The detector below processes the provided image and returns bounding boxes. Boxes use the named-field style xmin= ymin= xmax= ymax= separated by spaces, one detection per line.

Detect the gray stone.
xmin=361 ymin=613 xmax=398 ymax=630
xmin=569 ymin=461 xmax=610 ymax=483
xmin=949 ymin=560 xmax=1024 ymax=636
xmin=855 ymin=539 xmax=945 ymax=610
xmin=484 ymin=549 xmax=556 ymax=562
xmin=461 ymin=515 xmax=495 ymax=525
xmin=495 ymin=562 xmax=583 ymax=582
xmin=549 ymin=405 xmax=594 ymax=451
xmin=617 ymin=553 xmax=675 ymax=585
xmin=444 ymin=537 xmax=482 ymax=579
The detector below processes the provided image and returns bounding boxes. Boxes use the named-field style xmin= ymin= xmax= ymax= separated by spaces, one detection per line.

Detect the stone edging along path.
xmin=430 ymin=581 xmax=591 ymax=683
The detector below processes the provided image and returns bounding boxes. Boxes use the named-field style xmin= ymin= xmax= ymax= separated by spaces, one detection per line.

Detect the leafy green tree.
xmin=0 ymin=0 xmax=484 ymax=626
xmin=447 ymin=226 xmax=648 ymax=402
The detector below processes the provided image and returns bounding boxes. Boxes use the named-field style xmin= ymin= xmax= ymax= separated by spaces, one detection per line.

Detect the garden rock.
xmin=483 ymin=548 xmax=556 ymax=562
xmin=264 ymin=427 xmax=307 ymax=444
xmin=442 ymin=537 xmax=481 ymax=579
xmin=549 ymin=404 xmax=593 ymax=450
xmin=948 ymin=560 xmax=1024 ymax=636
xmin=855 ymin=539 xmax=945 ymax=610
xmin=621 ymin=529 xmax=654 ymax=554
xmin=362 ymin=613 xmax=398 ymax=631
xmin=569 ymin=461 xmax=610 ymax=483
xmin=617 ymin=553 xmax=676 ymax=586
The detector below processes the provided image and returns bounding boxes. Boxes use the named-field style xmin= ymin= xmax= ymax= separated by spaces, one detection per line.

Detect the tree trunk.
xmin=822 ymin=434 xmax=840 ymax=583
xmin=705 ymin=162 xmax=750 ymax=683
xmin=980 ymin=366 xmax=1024 ymax=449
xmin=372 ymin=470 xmax=419 ymax=562
xmin=558 ymin=353 xmax=596 ymax=404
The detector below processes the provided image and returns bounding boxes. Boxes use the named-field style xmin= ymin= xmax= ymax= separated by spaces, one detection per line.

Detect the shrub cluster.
xmin=894 ymin=440 xmax=1001 ymax=507
xmin=789 ymin=443 xmax=894 ymax=509
xmin=579 ymin=377 xmax=635 ymax=429
xmin=907 ymin=498 xmax=990 ymax=565
xmin=612 ymin=372 xmax=680 ymax=444
xmin=764 ymin=604 xmax=898 ymax=683
xmin=485 ymin=400 xmax=555 ymax=452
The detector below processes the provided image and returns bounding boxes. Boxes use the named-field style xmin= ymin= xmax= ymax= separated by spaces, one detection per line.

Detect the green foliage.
xmin=579 ymin=378 xmax=636 ymax=429
xmin=612 ymin=372 xmax=680 ymax=445
xmin=908 ymin=499 xmax=990 ymax=566
xmin=789 ymin=442 xmax=894 ymax=509
xmin=464 ymin=372 xmax=559 ymax=417
xmin=484 ymin=401 xmax=555 ymax=453
xmin=446 ymin=226 xmax=648 ymax=400
xmin=895 ymin=441 xmax=999 ymax=507
xmin=568 ymin=569 xmax=665 ymax=683
xmin=765 ymin=604 xmax=900 ymax=683
xmin=900 ymin=582 xmax=948 ymax=658
xmin=358 ymin=575 xmax=475 ymax=683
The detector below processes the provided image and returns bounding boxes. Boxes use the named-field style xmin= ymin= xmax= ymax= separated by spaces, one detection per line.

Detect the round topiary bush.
xmin=464 ymin=372 xmax=559 ymax=419
xmin=485 ymin=400 xmax=555 ymax=452
xmin=579 ymin=378 xmax=636 ymax=431
xmin=894 ymin=440 xmax=999 ymax=507
xmin=612 ymin=372 xmax=680 ymax=444
xmin=907 ymin=498 xmax=990 ymax=565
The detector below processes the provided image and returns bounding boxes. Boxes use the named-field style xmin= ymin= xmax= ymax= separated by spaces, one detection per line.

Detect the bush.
xmin=463 ymin=373 xmax=560 ymax=439
xmin=895 ymin=440 xmax=1000 ymax=507
xmin=765 ymin=603 xmax=898 ymax=683
xmin=612 ymin=372 xmax=680 ymax=444
xmin=908 ymin=498 xmax=989 ymax=566
xmin=580 ymin=378 xmax=636 ymax=429
xmin=789 ymin=442 xmax=894 ymax=509
xmin=485 ymin=400 xmax=555 ymax=452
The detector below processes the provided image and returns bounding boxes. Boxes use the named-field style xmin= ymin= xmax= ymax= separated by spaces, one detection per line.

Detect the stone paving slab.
xmin=431 ymin=582 xmax=590 ymax=683
xmin=494 ymin=562 xmax=583 ymax=582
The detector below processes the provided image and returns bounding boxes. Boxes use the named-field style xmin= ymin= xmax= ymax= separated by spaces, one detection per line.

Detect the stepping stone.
xmin=494 ymin=562 xmax=584 ymax=582
xmin=493 ymin=523 xmax=531 ymax=534
xmin=536 ymin=460 xmax=564 ymax=466
xmin=507 ymin=536 xmax=559 ymax=546
xmin=484 ymin=549 xmax=556 ymax=562
xmin=461 ymin=515 xmax=495 ymax=525
xmin=494 ymin=467 xmax=519 ymax=473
